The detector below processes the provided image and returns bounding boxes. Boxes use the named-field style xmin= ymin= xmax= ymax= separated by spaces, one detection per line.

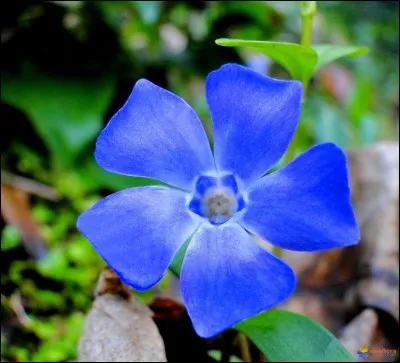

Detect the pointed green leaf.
xmin=312 ymin=44 xmax=369 ymax=72
xmin=215 ymin=38 xmax=318 ymax=82
xmin=2 ymin=67 xmax=116 ymax=168
xmin=235 ymin=310 xmax=356 ymax=362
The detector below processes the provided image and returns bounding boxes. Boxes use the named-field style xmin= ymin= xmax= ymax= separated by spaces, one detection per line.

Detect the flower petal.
xmin=180 ymin=223 xmax=295 ymax=338
xmin=206 ymin=63 xmax=302 ymax=186
xmin=95 ymin=79 xmax=215 ymax=190
xmin=77 ymin=187 xmax=199 ymax=290
xmin=240 ymin=143 xmax=360 ymax=251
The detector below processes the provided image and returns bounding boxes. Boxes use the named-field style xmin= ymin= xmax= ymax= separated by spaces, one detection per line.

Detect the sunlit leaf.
xmin=312 ymin=44 xmax=369 ymax=72
xmin=215 ymin=39 xmax=369 ymax=82
xmin=215 ymin=38 xmax=318 ymax=82
xmin=235 ymin=310 xmax=355 ymax=362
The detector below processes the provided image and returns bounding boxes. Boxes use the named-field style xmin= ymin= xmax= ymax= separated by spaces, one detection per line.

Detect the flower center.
xmin=188 ymin=174 xmax=245 ymax=225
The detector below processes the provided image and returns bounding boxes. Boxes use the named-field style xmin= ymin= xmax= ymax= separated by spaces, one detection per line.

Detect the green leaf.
xmin=77 ymin=158 xmax=161 ymax=192
xmin=235 ymin=310 xmax=356 ymax=362
xmin=215 ymin=38 xmax=318 ymax=82
xmin=1 ymin=66 xmax=116 ymax=168
xmin=215 ymin=39 xmax=369 ymax=82
xmin=169 ymin=239 xmax=190 ymax=277
xmin=312 ymin=44 xmax=369 ymax=72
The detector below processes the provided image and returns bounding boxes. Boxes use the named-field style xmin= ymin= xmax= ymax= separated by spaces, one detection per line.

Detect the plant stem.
xmin=238 ymin=333 xmax=252 ymax=362
xmin=274 ymin=3 xmax=317 ymax=259
xmin=300 ymin=1 xmax=316 ymax=47
xmin=300 ymin=1 xmax=317 ymax=98
xmin=282 ymin=1 xmax=317 ymax=167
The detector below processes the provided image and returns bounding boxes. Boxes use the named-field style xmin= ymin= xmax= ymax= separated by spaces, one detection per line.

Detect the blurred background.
xmin=1 ymin=1 xmax=399 ymax=362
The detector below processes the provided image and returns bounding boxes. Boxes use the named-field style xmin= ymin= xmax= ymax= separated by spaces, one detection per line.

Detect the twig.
xmin=238 ymin=333 xmax=252 ymax=362
xmin=9 ymin=292 xmax=32 ymax=328
xmin=1 ymin=170 xmax=61 ymax=201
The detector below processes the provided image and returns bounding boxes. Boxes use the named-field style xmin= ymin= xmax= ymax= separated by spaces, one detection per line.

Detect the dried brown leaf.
xmin=78 ymin=269 xmax=166 ymax=362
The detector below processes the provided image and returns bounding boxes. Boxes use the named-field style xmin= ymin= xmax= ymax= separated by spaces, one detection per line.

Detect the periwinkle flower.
xmin=77 ymin=64 xmax=359 ymax=338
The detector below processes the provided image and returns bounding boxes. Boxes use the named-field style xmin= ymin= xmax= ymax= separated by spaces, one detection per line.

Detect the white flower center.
xmin=188 ymin=174 xmax=245 ymax=225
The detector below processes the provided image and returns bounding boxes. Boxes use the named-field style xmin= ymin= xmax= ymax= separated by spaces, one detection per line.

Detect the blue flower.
xmin=77 ymin=63 xmax=360 ymax=338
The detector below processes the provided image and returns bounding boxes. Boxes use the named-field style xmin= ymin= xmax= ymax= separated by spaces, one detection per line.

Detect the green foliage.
xmin=76 ymin=159 xmax=161 ymax=193
xmin=300 ymin=1 xmax=317 ymax=17
xmin=313 ymin=44 xmax=370 ymax=72
xmin=29 ymin=313 xmax=85 ymax=362
xmin=1 ymin=67 xmax=116 ymax=168
xmin=133 ymin=1 xmax=162 ymax=24
xmin=235 ymin=310 xmax=355 ymax=362
xmin=216 ymin=39 xmax=318 ymax=83
xmin=1 ymin=226 xmax=21 ymax=251
xmin=169 ymin=239 xmax=190 ymax=277
xmin=215 ymin=39 xmax=369 ymax=83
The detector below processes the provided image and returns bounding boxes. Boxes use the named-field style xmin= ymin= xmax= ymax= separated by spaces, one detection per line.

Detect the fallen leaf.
xmin=339 ymin=308 xmax=379 ymax=361
xmin=78 ymin=269 xmax=167 ymax=362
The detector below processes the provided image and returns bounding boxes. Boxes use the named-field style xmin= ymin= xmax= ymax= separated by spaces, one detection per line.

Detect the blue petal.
xmin=95 ymin=79 xmax=215 ymax=191
xmin=206 ymin=63 xmax=302 ymax=186
xmin=188 ymin=197 xmax=204 ymax=217
xmin=77 ymin=187 xmax=200 ymax=290
xmin=195 ymin=175 xmax=218 ymax=196
xmin=180 ymin=224 xmax=295 ymax=338
xmin=220 ymin=174 xmax=239 ymax=194
xmin=239 ymin=143 xmax=360 ymax=251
